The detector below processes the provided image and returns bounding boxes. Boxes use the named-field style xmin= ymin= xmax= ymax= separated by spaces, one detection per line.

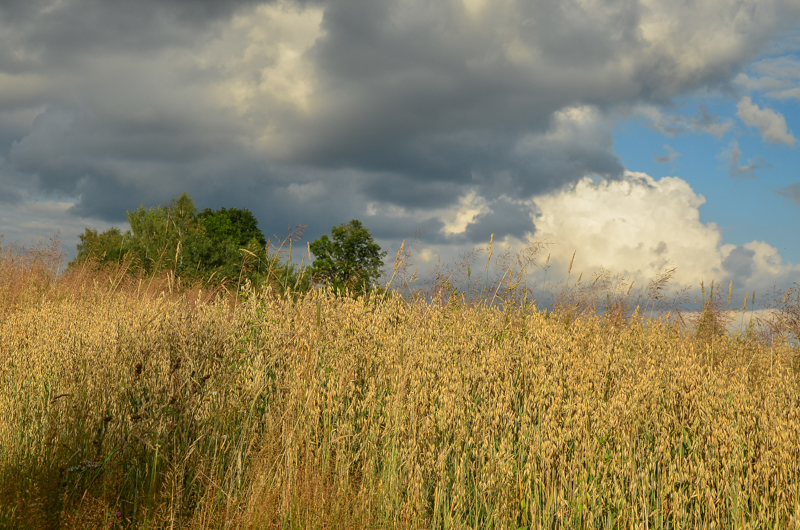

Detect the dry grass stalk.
xmin=1 ymin=241 xmax=799 ymax=529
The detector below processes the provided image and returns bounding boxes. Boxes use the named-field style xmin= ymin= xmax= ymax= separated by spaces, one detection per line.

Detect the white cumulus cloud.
xmin=736 ymin=96 xmax=796 ymax=145
xmin=532 ymin=172 xmax=799 ymax=291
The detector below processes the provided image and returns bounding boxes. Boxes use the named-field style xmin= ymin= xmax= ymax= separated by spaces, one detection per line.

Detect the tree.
xmin=199 ymin=207 xmax=266 ymax=249
xmin=125 ymin=192 xmax=203 ymax=273
xmin=71 ymin=194 xmax=276 ymax=286
xmin=180 ymin=206 xmax=269 ymax=281
xmin=309 ymin=220 xmax=386 ymax=293
xmin=70 ymin=227 xmax=131 ymax=267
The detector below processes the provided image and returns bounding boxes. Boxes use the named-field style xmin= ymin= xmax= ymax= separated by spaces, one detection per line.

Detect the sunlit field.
xmin=1 ymin=239 xmax=799 ymax=529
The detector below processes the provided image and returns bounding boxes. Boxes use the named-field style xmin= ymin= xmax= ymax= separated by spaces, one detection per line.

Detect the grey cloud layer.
xmin=1 ymin=0 xmax=799 ymax=247
xmin=776 ymin=182 xmax=800 ymax=204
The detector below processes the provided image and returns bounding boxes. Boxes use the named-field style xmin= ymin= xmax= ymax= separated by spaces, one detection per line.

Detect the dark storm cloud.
xmin=272 ymin=0 xmax=779 ymax=215
xmin=362 ymin=174 xmax=461 ymax=209
xmin=288 ymin=0 xmax=636 ymax=178
xmin=0 ymin=1 xmax=266 ymax=77
xmin=2 ymin=0 xmax=800 ymax=255
xmin=66 ymin=157 xmax=374 ymax=242
xmin=0 ymin=179 xmax=22 ymax=204
xmin=463 ymin=200 xmax=535 ymax=243
xmin=349 ymin=123 xmax=624 ymax=207
xmin=0 ymin=0 xmax=267 ymax=41
xmin=68 ymin=177 xmax=151 ymax=221
xmin=9 ymin=105 xmax=244 ymax=201
xmin=363 ymin=215 xmax=445 ymax=242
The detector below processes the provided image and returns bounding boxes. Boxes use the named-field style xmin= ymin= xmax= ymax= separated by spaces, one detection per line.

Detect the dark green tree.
xmin=309 ymin=220 xmax=386 ymax=293
xmin=198 ymin=207 xmax=267 ymax=248
xmin=180 ymin=206 xmax=269 ymax=282
xmin=70 ymin=193 xmax=299 ymax=290
xmin=109 ymin=195 xmax=269 ymax=280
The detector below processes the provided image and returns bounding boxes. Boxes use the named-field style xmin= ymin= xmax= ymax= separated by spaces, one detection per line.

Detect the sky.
xmin=0 ymin=0 xmax=799 ymax=299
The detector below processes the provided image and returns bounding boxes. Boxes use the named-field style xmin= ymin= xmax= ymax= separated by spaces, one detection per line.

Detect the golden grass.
xmin=1 ymin=242 xmax=800 ymax=528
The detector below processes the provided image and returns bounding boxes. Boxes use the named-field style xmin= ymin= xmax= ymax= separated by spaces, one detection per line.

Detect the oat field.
xmin=1 ymin=242 xmax=800 ymax=529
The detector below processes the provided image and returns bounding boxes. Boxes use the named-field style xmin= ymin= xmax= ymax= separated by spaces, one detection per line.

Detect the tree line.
xmin=71 ymin=193 xmax=387 ymax=294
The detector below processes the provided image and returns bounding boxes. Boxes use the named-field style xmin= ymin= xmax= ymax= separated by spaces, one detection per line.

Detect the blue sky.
xmin=614 ymin=92 xmax=799 ymax=263
xmin=0 ymin=0 xmax=798 ymax=296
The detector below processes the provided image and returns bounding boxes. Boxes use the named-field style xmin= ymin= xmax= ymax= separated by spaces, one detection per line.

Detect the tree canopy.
xmin=72 ymin=196 xmax=386 ymax=295
xmin=309 ymin=219 xmax=387 ymax=293
xmin=70 ymin=193 xmax=272 ymax=286
xmin=199 ymin=207 xmax=266 ymax=249
xmin=74 ymin=227 xmax=130 ymax=267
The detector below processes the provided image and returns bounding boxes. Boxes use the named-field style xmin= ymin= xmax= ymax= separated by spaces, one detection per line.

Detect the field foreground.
xmin=1 ymin=262 xmax=800 ymax=528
